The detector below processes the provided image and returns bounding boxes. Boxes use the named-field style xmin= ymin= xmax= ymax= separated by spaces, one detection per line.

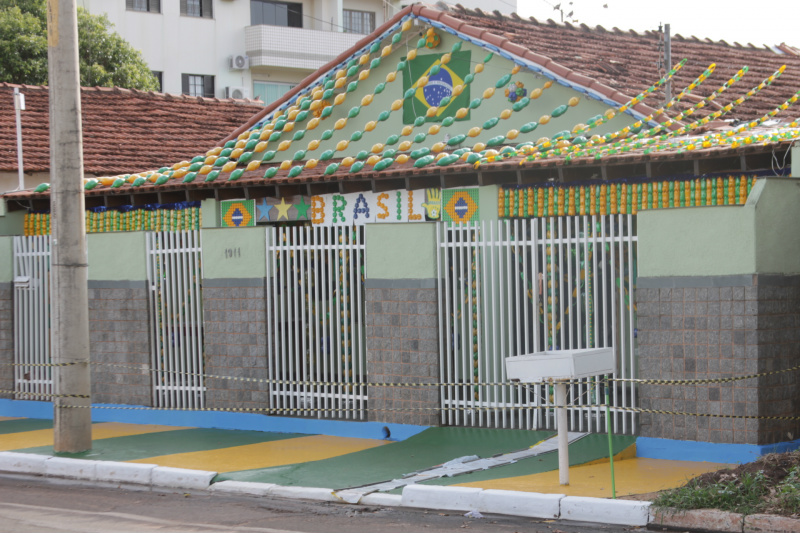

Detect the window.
xmin=182 ymin=74 xmax=215 ymax=98
xmin=253 ymin=81 xmax=294 ymax=105
xmin=250 ymin=0 xmax=302 ymax=28
xmin=181 ymin=0 xmax=213 ymax=18
xmin=343 ymin=9 xmax=375 ymax=34
xmin=127 ymin=0 xmax=160 ymax=13
xmin=151 ymin=71 xmax=163 ymax=92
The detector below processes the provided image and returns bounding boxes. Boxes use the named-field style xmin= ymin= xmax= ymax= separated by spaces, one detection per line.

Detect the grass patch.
xmin=653 ymin=451 xmax=800 ymax=517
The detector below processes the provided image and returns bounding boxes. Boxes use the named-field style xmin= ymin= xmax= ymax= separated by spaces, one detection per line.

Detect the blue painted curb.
xmin=637 ymin=436 xmax=800 ymax=464
xmin=0 ymin=399 xmax=428 ymax=442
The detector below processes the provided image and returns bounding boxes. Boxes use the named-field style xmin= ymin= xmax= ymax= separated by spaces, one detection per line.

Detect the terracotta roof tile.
xmin=0 ymin=83 xmax=264 ymax=175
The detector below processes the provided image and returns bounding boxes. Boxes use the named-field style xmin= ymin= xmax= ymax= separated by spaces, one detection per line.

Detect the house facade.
xmin=1 ymin=3 xmax=799 ymax=460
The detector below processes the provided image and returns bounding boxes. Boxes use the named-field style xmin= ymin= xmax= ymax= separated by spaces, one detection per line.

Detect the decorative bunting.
xmin=498 ymin=175 xmax=757 ymax=218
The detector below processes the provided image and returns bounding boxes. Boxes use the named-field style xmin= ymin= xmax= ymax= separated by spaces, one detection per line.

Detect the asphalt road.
xmin=0 ymin=474 xmax=645 ymax=533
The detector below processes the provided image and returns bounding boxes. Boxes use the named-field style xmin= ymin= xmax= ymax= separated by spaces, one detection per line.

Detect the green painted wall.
xmin=638 ymin=178 xmax=800 ymax=278
xmin=261 ymin=31 xmax=635 ymax=166
xmin=754 ymin=178 xmax=800 ymax=274
xmin=202 ymin=227 xmax=266 ymax=279
xmin=366 ymin=223 xmax=437 ymax=279
xmin=0 ymin=236 xmax=12 ymax=282
xmin=479 ymin=185 xmax=499 ymax=222
xmin=0 ymin=208 xmax=24 ymax=236
xmin=202 ymin=199 xmax=219 ymax=228
xmin=638 ymin=206 xmax=756 ymax=277
xmin=88 ymin=232 xmax=147 ymax=281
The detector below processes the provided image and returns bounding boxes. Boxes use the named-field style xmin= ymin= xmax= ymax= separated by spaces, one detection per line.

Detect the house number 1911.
xmin=224 ymin=248 xmax=241 ymax=259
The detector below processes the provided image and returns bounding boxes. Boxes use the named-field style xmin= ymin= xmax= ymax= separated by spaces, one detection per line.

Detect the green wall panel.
xmin=0 ymin=236 xmax=12 ymax=282
xmin=366 ymin=223 xmax=437 ymax=280
xmin=202 ymin=227 xmax=266 ymax=279
xmin=88 ymin=232 xmax=147 ymax=281
xmin=754 ymin=178 xmax=800 ymax=275
xmin=638 ymin=205 xmax=756 ymax=278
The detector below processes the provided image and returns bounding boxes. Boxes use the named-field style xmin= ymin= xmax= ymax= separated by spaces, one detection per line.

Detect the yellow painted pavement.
xmin=0 ymin=423 xmax=189 ymax=451
xmin=456 ymin=457 xmax=734 ymax=497
xmin=129 ymin=434 xmax=390 ymax=472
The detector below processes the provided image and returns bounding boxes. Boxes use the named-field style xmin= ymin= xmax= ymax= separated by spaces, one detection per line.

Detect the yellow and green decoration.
xmin=402 ymin=50 xmax=471 ymax=124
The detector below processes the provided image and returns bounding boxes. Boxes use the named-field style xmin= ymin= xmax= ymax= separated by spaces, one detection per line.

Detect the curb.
xmin=2 ymin=452 xmax=800 ymax=531
xmin=650 ymin=507 xmax=800 ymax=533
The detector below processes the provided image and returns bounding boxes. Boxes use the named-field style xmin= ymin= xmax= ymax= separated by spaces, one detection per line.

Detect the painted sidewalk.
xmin=0 ymin=417 xmax=732 ymax=498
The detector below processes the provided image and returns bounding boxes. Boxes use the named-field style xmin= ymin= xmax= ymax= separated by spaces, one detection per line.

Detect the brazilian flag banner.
xmin=402 ymin=50 xmax=471 ymax=125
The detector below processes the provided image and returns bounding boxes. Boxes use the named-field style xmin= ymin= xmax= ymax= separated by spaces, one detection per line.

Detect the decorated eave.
xmin=4 ymin=3 xmax=800 ymax=213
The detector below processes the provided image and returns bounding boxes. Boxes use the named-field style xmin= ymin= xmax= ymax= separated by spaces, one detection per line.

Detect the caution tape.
xmin=1 ymin=362 xmax=83 ymax=368
xmin=50 ymin=402 xmax=800 ymax=421
xmin=4 ymin=361 xmax=800 ymax=388
xmin=0 ymin=389 xmax=90 ymax=400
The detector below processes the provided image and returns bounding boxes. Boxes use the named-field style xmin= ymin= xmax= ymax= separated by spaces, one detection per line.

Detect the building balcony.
xmin=245 ymin=25 xmax=365 ymax=71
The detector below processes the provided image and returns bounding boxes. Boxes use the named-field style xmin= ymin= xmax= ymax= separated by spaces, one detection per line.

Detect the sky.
xmin=513 ymin=0 xmax=799 ymax=48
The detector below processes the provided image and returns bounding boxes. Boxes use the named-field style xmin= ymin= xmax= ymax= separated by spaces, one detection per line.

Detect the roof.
xmin=4 ymin=4 xmax=800 ymax=206
xmin=0 ymin=83 xmax=265 ymax=176
xmin=446 ymin=4 xmax=800 ymax=122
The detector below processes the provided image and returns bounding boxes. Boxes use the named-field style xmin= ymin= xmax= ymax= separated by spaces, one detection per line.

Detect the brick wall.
xmin=0 ymin=284 xmax=12 ymax=399
xmin=755 ymin=275 xmax=800 ymax=444
xmin=88 ymin=282 xmax=152 ymax=406
xmin=637 ymin=275 xmax=800 ymax=445
xmin=202 ymin=280 xmax=269 ymax=411
xmin=365 ymin=281 xmax=440 ymax=426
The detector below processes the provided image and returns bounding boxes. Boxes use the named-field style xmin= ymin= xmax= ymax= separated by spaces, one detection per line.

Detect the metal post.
xmin=664 ymin=24 xmax=672 ymax=106
xmin=47 ymin=0 xmax=92 ymax=453
xmin=13 ymin=88 xmax=25 ymax=191
xmin=555 ymin=380 xmax=569 ymax=485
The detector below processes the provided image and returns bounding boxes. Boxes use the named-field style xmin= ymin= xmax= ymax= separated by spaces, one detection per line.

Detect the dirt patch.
xmin=652 ymin=451 xmax=800 ymax=517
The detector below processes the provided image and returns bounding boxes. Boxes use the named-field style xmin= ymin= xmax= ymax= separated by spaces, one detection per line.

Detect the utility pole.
xmin=47 ymin=0 xmax=92 ymax=453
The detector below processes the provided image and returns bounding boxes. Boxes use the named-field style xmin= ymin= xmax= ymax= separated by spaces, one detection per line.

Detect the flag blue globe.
xmin=423 ymin=67 xmax=454 ymax=107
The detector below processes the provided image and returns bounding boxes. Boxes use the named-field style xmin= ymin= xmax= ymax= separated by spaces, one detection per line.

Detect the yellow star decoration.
xmin=275 ymin=197 xmax=292 ymax=220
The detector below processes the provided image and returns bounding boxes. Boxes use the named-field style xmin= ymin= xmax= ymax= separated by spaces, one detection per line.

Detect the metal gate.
xmin=266 ymin=225 xmax=366 ymax=419
xmin=437 ymin=215 xmax=638 ymax=433
xmin=146 ymin=231 xmax=205 ymax=408
xmin=12 ymin=236 xmax=52 ymax=400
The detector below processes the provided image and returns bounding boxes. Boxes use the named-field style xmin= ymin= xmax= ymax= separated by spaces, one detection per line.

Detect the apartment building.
xmin=79 ymin=0 xmax=516 ymax=104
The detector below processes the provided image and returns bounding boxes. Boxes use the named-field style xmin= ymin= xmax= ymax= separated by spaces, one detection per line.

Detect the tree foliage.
xmin=0 ymin=0 xmax=159 ymax=90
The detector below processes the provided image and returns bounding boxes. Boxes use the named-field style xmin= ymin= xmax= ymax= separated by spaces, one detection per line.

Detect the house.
xmin=78 ymin=0 xmax=517 ymax=103
xmin=2 ymin=3 xmax=799 ymax=461
xmin=0 ymin=83 xmax=265 ymax=194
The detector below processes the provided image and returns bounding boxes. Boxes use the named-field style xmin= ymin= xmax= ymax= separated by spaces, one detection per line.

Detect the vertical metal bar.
xmin=436 ymin=223 xmax=446 ymax=425
xmin=145 ymin=234 xmax=156 ymax=407
xmin=266 ymin=228 xmax=276 ymax=414
xmin=488 ymin=222 xmax=500 ymax=428
xmin=629 ymin=215 xmax=638 ymax=432
xmin=177 ymin=231 xmax=190 ymax=407
xmin=442 ymin=222 xmax=455 ymax=426
xmin=356 ymin=226 xmax=366 ymax=420
xmin=609 ymin=216 xmax=620 ymax=433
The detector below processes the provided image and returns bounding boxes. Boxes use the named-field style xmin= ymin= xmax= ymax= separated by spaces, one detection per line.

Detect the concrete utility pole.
xmin=47 ymin=0 xmax=92 ymax=453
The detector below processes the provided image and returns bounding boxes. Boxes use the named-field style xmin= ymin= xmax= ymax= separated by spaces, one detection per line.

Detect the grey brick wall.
xmin=88 ymin=283 xmax=152 ymax=406
xmin=202 ymin=280 xmax=269 ymax=411
xmin=637 ymin=275 xmax=800 ymax=445
xmin=0 ymin=284 xmax=12 ymax=399
xmin=755 ymin=275 xmax=800 ymax=444
xmin=365 ymin=280 xmax=440 ymax=426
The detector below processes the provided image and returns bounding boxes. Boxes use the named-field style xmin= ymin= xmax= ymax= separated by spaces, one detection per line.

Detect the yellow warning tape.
xmin=49 ymin=403 xmax=800 ymax=421
xmin=0 ymin=389 xmax=90 ymax=400
xmin=4 ymin=361 xmax=800 ymax=388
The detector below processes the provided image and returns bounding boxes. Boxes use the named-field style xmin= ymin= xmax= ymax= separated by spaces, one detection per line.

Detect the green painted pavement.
xmin=216 ymin=427 xmax=554 ymax=488
xmin=0 ymin=418 xmax=53 ymax=434
xmin=14 ymin=428 xmax=305 ymax=461
xmin=422 ymin=433 xmax=636 ymax=486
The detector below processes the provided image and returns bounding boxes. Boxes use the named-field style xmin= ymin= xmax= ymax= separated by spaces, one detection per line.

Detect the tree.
xmin=0 ymin=0 xmax=158 ymax=90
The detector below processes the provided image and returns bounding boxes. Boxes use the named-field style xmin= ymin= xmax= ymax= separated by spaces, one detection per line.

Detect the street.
xmin=0 ymin=474 xmax=644 ymax=533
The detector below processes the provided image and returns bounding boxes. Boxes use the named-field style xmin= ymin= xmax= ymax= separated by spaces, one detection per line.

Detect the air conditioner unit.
xmin=226 ymin=86 xmax=249 ymax=99
xmin=229 ymin=54 xmax=249 ymax=70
